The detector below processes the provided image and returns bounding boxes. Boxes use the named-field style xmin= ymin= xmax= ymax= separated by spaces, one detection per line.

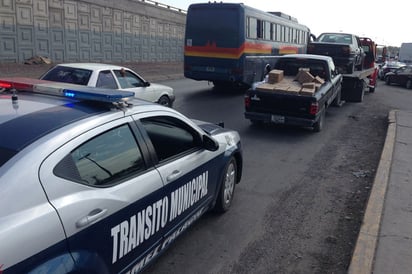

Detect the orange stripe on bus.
xmin=184 ymin=41 xmax=274 ymax=59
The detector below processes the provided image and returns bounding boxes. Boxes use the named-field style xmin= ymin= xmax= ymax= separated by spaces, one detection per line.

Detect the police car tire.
xmin=214 ymin=157 xmax=237 ymax=213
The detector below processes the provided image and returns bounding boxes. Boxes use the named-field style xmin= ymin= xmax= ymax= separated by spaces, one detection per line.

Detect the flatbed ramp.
xmin=341 ymin=67 xmax=376 ymax=102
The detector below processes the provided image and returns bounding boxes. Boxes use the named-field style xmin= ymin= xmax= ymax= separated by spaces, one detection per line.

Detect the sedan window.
xmin=41 ymin=66 xmax=92 ymax=85
xmin=140 ymin=116 xmax=201 ymax=162
xmin=114 ymin=69 xmax=145 ymax=89
xmin=54 ymin=124 xmax=145 ymax=186
xmin=96 ymin=70 xmax=118 ymax=89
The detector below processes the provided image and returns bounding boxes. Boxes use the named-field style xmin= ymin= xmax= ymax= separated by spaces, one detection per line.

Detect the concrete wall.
xmin=0 ymin=0 xmax=186 ymax=63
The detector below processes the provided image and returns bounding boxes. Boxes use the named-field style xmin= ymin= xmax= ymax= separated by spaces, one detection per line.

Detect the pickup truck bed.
xmin=244 ymin=54 xmax=343 ymax=132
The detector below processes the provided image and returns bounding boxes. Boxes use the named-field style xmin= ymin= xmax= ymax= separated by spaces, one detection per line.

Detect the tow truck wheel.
xmin=385 ymin=76 xmax=391 ymax=85
xmin=214 ymin=157 xmax=237 ymax=213
xmin=406 ymin=79 xmax=412 ymax=89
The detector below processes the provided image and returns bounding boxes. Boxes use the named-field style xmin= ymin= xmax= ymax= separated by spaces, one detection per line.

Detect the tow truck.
xmin=308 ymin=36 xmax=378 ymax=103
xmin=340 ymin=37 xmax=378 ymax=102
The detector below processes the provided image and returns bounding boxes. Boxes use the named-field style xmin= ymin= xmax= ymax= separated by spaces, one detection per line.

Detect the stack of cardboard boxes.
xmin=256 ymin=68 xmax=325 ymax=96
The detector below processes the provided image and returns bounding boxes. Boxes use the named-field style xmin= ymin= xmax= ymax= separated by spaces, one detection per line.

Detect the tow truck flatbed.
xmin=341 ymin=66 xmax=378 ymax=102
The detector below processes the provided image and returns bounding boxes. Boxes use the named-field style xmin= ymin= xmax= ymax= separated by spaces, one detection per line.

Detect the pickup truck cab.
xmin=244 ymin=54 xmax=343 ymax=132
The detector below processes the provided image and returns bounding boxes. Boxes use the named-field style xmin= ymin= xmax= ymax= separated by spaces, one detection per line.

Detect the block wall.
xmin=0 ymin=0 xmax=186 ymax=63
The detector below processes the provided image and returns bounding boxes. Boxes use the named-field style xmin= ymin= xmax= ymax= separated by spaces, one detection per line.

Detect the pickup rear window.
xmin=275 ymin=59 xmax=327 ymax=79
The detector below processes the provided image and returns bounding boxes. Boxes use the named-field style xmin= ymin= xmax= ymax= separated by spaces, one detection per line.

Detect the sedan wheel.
xmin=157 ymin=95 xmax=171 ymax=107
xmin=407 ymin=79 xmax=412 ymax=89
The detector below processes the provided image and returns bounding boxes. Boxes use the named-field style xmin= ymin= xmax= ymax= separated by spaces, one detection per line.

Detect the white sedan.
xmin=40 ymin=63 xmax=175 ymax=107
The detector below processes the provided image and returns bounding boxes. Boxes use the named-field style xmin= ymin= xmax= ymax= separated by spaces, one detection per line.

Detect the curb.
xmin=348 ymin=110 xmax=397 ymax=273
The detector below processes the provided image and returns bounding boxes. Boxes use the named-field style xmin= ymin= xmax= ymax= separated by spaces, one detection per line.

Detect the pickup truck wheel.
xmin=347 ymin=63 xmax=355 ymax=74
xmin=313 ymin=109 xmax=325 ymax=132
xmin=214 ymin=157 xmax=237 ymax=213
xmin=332 ymin=89 xmax=342 ymax=107
xmin=250 ymin=119 xmax=263 ymax=126
xmin=406 ymin=79 xmax=412 ymax=89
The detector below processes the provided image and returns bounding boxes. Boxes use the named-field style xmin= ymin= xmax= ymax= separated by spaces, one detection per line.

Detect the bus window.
xmin=265 ymin=21 xmax=271 ymax=40
xmin=247 ymin=17 xmax=257 ymax=39
xmin=292 ymin=29 xmax=297 ymax=43
xmin=271 ymin=23 xmax=275 ymax=41
xmin=257 ymin=19 xmax=263 ymax=39
xmin=276 ymin=24 xmax=281 ymax=41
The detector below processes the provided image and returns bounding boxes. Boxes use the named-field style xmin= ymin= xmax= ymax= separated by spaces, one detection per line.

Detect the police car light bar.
xmin=0 ymin=77 xmax=134 ymax=103
xmin=61 ymin=86 xmax=135 ymax=102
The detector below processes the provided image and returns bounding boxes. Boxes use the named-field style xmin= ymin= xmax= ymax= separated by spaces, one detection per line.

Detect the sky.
xmin=158 ymin=0 xmax=408 ymax=47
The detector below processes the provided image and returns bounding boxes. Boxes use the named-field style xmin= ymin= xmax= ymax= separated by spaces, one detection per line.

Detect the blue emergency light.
xmin=61 ymin=86 xmax=135 ymax=102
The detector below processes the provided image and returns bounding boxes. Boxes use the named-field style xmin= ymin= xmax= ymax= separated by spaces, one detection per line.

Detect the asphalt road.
xmin=142 ymin=79 xmax=412 ymax=274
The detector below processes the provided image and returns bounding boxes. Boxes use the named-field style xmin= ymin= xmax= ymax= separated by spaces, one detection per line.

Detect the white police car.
xmin=0 ymin=78 xmax=242 ymax=273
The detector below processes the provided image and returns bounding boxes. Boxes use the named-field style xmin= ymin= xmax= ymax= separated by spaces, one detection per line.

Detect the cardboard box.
xmin=268 ymin=70 xmax=284 ymax=84
xmin=300 ymin=86 xmax=316 ymax=96
xmin=302 ymin=82 xmax=316 ymax=89
xmin=286 ymin=85 xmax=301 ymax=94
xmin=273 ymin=83 xmax=290 ymax=92
xmin=313 ymin=76 xmax=325 ymax=84
xmin=256 ymin=83 xmax=276 ymax=91
xmin=294 ymin=68 xmax=310 ymax=81
xmin=296 ymin=71 xmax=315 ymax=84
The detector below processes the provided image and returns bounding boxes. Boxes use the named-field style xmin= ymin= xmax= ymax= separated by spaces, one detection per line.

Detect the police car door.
xmin=39 ymin=117 xmax=167 ymax=273
xmin=134 ymin=112 xmax=224 ymax=247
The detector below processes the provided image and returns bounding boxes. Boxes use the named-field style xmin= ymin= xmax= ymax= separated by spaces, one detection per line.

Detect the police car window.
xmin=96 ymin=70 xmax=118 ymax=89
xmin=140 ymin=116 xmax=201 ymax=162
xmin=54 ymin=124 xmax=145 ymax=186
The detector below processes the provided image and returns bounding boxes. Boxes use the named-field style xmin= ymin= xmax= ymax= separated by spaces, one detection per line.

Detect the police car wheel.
xmin=214 ymin=157 xmax=237 ymax=213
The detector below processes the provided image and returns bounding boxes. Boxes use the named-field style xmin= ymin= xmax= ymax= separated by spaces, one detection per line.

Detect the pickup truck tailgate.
xmin=245 ymin=89 xmax=317 ymax=118
xmin=307 ymin=42 xmax=350 ymax=57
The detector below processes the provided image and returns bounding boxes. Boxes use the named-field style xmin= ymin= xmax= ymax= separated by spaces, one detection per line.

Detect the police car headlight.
xmin=225 ymin=134 xmax=235 ymax=146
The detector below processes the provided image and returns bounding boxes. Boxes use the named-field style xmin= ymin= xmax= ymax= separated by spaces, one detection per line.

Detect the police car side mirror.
xmin=144 ymin=81 xmax=151 ymax=87
xmin=202 ymin=134 xmax=219 ymax=151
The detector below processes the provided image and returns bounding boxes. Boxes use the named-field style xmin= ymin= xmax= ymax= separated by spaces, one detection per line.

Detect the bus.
xmin=184 ymin=2 xmax=312 ymax=88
